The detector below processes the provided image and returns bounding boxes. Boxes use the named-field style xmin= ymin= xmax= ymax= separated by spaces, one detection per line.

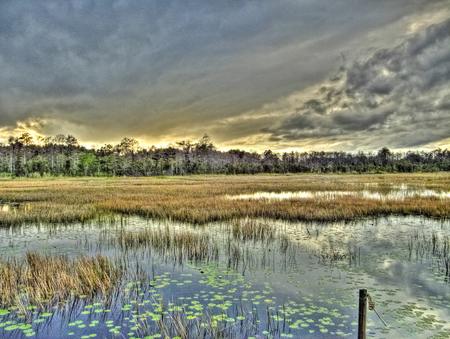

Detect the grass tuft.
xmin=0 ymin=253 xmax=121 ymax=308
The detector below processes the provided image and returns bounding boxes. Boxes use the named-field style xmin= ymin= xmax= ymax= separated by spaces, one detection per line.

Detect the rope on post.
xmin=367 ymin=293 xmax=388 ymax=327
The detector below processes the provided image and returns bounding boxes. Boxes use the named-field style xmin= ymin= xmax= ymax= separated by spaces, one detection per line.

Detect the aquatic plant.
xmin=2 ymin=216 xmax=450 ymax=338
xmin=117 ymin=226 xmax=220 ymax=264
xmin=408 ymin=231 xmax=450 ymax=278
xmin=0 ymin=253 xmax=121 ymax=309
xmin=231 ymin=218 xmax=275 ymax=242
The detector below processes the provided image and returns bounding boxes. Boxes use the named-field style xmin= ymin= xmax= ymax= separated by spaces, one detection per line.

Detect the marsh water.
xmin=226 ymin=184 xmax=450 ymax=201
xmin=1 ymin=214 xmax=450 ymax=339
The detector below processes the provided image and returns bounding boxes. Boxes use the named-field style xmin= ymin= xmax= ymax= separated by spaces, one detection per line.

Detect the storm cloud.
xmin=254 ymin=17 xmax=450 ymax=151
xmin=0 ymin=0 xmax=449 ymax=150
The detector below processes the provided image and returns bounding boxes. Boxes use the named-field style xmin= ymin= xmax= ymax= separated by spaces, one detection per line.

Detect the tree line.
xmin=0 ymin=133 xmax=449 ymax=177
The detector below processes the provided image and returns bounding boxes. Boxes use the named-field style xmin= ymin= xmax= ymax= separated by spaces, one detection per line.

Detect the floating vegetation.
xmin=1 ymin=207 xmax=450 ymax=337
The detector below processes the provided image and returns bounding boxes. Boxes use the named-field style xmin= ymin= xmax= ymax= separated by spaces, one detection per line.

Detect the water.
xmin=226 ymin=184 xmax=450 ymax=201
xmin=1 ymin=216 xmax=450 ymax=338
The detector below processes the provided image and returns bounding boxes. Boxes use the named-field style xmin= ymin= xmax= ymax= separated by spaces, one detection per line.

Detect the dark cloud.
xmin=332 ymin=108 xmax=394 ymax=131
xmin=303 ymin=100 xmax=326 ymax=115
xmin=263 ymin=18 xmax=450 ymax=150
xmin=345 ymin=19 xmax=450 ymax=96
xmin=281 ymin=114 xmax=318 ymax=131
xmin=0 ymin=0 xmax=449 ymax=150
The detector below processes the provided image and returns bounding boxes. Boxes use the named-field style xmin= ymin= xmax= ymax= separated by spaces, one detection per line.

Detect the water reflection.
xmin=227 ymin=186 xmax=450 ymax=201
xmin=1 ymin=216 xmax=450 ymax=338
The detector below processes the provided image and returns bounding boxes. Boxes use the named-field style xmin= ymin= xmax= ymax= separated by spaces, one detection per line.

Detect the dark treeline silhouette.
xmin=0 ymin=133 xmax=449 ymax=177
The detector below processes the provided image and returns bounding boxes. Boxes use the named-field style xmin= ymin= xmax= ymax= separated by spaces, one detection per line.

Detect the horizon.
xmin=1 ymin=131 xmax=447 ymax=155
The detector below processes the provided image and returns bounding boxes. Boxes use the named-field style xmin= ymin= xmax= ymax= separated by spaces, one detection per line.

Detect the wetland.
xmin=1 ymin=174 xmax=450 ymax=338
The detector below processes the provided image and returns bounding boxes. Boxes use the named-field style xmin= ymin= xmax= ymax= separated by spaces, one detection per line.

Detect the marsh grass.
xmin=408 ymin=231 xmax=450 ymax=278
xmin=0 ymin=219 xmax=295 ymax=312
xmin=0 ymin=218 xmax=368 ymax=338
xmin=0 ymin=211 xmax=368 ymax=318
xmin=0 ymin=174 xmax=449 ymax=227
xmin=113 ymin=219 xmax=295 ymax=271
xmin=231 ymin=218 xmax=275 ymax=242
xmin=117 ymin=226 xmax=219 ymax=263
xmin=0 ymin=253 xmax=121 ymax=309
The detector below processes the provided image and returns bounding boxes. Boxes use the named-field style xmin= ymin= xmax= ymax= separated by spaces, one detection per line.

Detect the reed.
xmin=111 ymin=219 xmax=301 ymax=273
xmin=408 ymin=232 xmax=450 ymax=260
xmin=116 ymin=226 xmax=219 ymax=263
xmin=0 ymin=252 xmax=122 ymax=309
xmin=231 ymin=218 xmax=275 ymax=242
xmin=0 ymin=174 xmax=449 ymax=228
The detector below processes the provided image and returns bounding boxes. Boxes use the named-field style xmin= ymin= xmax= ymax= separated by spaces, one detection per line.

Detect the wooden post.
xmin=358 ymin=288 xmax=367 ymax=339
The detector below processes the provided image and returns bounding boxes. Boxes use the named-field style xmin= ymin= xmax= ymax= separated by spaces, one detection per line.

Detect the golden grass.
xmin=0 ymin=173 xmax=449 ymax=226
xmin=0 ymin=253 xmax=121 ymax=308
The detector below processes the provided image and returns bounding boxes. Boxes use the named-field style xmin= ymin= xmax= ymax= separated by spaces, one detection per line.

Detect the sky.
xmin=1 ymin=0 xmax=449 ymax=152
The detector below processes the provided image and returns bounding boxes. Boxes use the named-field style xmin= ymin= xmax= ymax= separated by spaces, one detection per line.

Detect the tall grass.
xmin=0 ymin=218 xmax=298 ymax=310
xmin=408 ymin=231 xmax=450 ymax=278
xmin=0 ymin=253 xmax=121 ymax=309
xmin=231 ymin=218 xmax=275 ymax=242
xmin=117 ymin=226 xmax=219 ymax=263
xmin=0 ymin=174 xmax=449 ymax=227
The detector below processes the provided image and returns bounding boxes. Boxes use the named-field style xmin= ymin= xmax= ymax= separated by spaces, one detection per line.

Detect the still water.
xmin=226 ymin=185 xmax=450 ymax=201
xmin=1 ymin=216 xmax=450 ymax=338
